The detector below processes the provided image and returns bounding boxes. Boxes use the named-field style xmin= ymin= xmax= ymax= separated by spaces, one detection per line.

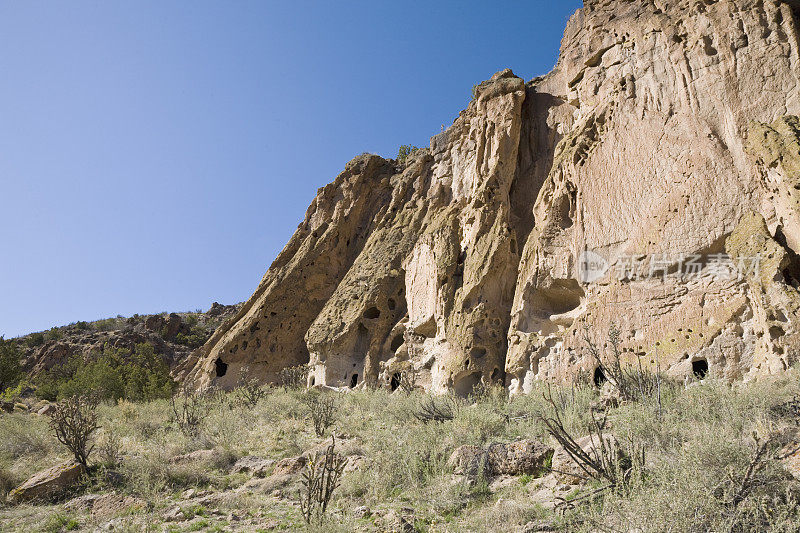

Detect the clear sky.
xmin=0 ymin=0 xmax=582 ymax=338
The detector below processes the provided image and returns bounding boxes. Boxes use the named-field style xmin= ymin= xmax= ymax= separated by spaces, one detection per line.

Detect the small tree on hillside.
xmin=49 ymin=394 xmax=99 ymax=468
xmin=0 ymin=337 xmax=23 ymax=394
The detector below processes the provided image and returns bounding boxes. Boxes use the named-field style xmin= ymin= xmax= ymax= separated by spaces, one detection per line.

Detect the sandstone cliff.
xmin=180 ymin=0 xmax=800 ymax=395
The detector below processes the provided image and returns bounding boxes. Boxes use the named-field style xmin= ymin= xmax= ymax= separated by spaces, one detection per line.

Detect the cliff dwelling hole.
xmin=390 ymin=334 xmax=404 ymax=352
xmin=521 ymin=279 xmax=584 ymax=331
xmin=491 ymin=367 xmax=500 ymax=381
xmin=454 ymin=372 xmax=481 ymax=398
xmin=309 ymin=376 xmax=315 ymax=386
xmin=350 ymin=374 xmax=359 ymax=388
xmin=390 ymin=373 xmax=401 ymax=391
xmin=215 ymin=358 xmax=228 ymax=378
xmin=470 ymin=347 xmax=487 ymax=359
xmin=593 ymin=367 xmax=607 ymax=387
xmin=363 ymin=307 xmax=381 ymax=319
xmin=692 ymin=359 xmax=708 ymax=380
xmin=388 ymin=298 xmax=396 ymax=310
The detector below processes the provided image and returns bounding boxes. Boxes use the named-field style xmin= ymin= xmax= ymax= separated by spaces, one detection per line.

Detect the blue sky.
xmin=0 ymin=1 xmax=582 ymax=338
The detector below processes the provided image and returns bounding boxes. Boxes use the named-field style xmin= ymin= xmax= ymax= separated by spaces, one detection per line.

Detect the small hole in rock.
xmin=470 ymin=347 xmax=487 ymax=359
xmin=363 ymin=307 xmax=381 ymax=319
xmin=350 ymin=374 xmax=358 ymax=388
xmin=388 ymin=298 xmax=396 ymax=310
xmin=215 ymin=358 xmax=228 ymax=378
xmin=770 ymin=326 xmax=785 ymax=340
xmin=390 ymin=373 xmax=400 ymax=391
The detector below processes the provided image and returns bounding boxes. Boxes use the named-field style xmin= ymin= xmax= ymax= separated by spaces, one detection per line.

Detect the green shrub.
xmin=26 ymin=331 xmax=46 ymax=348
xmin=35 ymin=343 xmax=173 ymax=402
xmin=0 ymin=337 xmax=23 ymax=394
xmin=397 ymin=145 xmax=421 ymax=164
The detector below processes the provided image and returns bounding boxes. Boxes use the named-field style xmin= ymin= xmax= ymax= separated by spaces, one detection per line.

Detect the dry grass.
xmin=0 ymin=372 xmax=799 ymax=531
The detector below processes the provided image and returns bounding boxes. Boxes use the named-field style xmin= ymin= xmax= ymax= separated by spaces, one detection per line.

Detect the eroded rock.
xmin=180 ymin=0 xmax=800 ymax=394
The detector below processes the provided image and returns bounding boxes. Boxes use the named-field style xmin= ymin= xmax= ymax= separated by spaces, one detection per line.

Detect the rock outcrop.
xmin=182 ymin=0 xmax=800 ymax=395
xmin=16 ymin=303 xmax=240 ymax=376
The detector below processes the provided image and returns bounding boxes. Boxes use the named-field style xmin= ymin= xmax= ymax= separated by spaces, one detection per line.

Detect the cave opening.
xmin=215 ymin=358 xmax=228 ymax=378
xmin=390 ymin=373 xmax=400 ymax=391
xmin=692 ymin=359 xmax=709 ymax=380
xmin=350 ymin=374 xmax=359 ymax=388
xmin=593 ymin=366 xmax=606 ymax=387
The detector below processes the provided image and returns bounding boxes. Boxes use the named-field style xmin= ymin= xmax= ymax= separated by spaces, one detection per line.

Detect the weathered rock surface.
xmin=7 ymin=461 xmax=85 ymax=503
xmin=449 ymin=439 xmax=553 ymax=478
xmin=182 ymin=0 xmax=800 ymax=394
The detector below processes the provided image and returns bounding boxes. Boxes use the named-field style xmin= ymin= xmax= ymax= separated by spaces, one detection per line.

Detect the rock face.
xmin=182 ymin=0 xmax=800 ymax=394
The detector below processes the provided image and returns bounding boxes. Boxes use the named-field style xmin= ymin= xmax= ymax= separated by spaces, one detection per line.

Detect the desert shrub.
xmin=96 ymin=427 xmax=122 ymax=468
xmin=45 ymin=327 xmax=63 ymax=342
xmin=299 ymin=436 xmax=346 ymax=524
xmin=34 ymin=343 xmax=173 ymax=402
xmin=393 ymin=367 xmax=418 ymax=395
xmin=173 ymin=326 xmax=209 ymax=348
xmin=42 ymin=513 xmax=79 ymax=532
xmin=92 ymin=318 xmax=119 ymax=332
xmin=230 ymin=365 xmax=268 ymax=408
xmin=303 ymin=391 xmax=337 ymax=437
xmin=0 ymin=337 xmax=23 ymax=394
xmin=170 ymin=387 xmax=209 ymax=437
xmin=26 ymin=331 xmax=46 ymax=348
xmin=0 ymin=380 xmax=27 ymax=402
xmin=49 ymin=394 xmax=99 ymax=468
xmin=280 ymin=364 xmax=310 ymax=389
xmin=0 ymin=413 xmax=55 ymax=460
xmin=397 ymin=144 xmax=421 ymax=164
xmin=414 ymin=395 xmax=459 ymax=423
xmin=584 ymin=324 xmax=667 ymax=404
xmin=0 ymin=461 xmax=21 ymax=497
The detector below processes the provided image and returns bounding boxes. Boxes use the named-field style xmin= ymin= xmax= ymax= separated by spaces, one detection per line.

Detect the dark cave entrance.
xmin=215 ymin=358 xmax=228 ymax=378
xmin=593 ymin=366 xmax=607 ymax=387
xmin=692 ymin=359 xmax=708 ymax=380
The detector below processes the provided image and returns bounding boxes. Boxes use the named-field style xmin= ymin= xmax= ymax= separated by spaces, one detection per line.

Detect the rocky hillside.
xmin=13 ymin=303 xmax=240 ymax=376
xmin=180 ymin=0 xmax=800 ymax=395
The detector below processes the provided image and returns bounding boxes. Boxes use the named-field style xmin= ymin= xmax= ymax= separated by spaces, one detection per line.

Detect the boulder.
xmin=37 ymin=403 xmax=55 ymax=416
xmin=271 ymin=455 xmax=307 ymax=476
xmin=447 ymin=445 xmax=488 ymax=478
xmin=231 ymin=456 xmax=275 ymax=477
xmin=8 ymin=461 xmax=86 ymax=503
xmin=487 ymin=440 xmax=554 ymax=476
xmin=449 ymin=440 xmax=553 ymax=478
